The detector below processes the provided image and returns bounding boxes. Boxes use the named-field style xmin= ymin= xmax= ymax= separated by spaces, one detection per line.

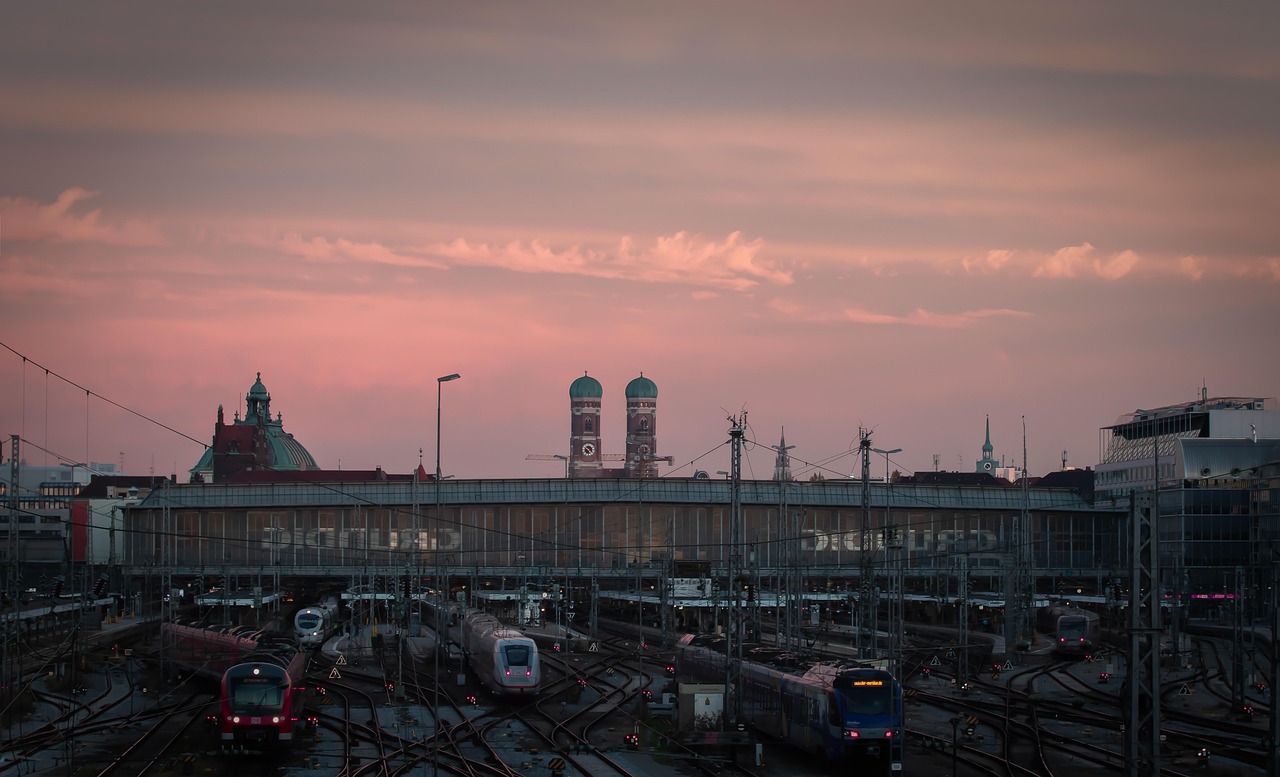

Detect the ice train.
xmin=293 ymin=596 xmax=340 ymax=647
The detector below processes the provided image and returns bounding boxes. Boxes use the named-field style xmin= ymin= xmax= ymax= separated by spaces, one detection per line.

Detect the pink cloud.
xmin=769 ymin=298 xmax=1029 ymax=329
xmin=0 ymin=188 xmax=164 ymax=246
xmin=426 ymin=230 xmax=790 ymax=291
xmin=1031 ymin=243 xmax=1140 ymax=280
xmin=229 ymin=231 xmax=449 ymax=270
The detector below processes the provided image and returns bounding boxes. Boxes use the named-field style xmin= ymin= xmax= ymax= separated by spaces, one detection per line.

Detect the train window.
xmin=827 ymin=692 xmax=840 ymax=725
xmin=504 ymin=645 xmax=531 ymax=666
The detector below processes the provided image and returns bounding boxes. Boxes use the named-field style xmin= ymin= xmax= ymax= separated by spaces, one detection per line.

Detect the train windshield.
xmin=297 ymin=614 xmax=321 ymax=629
xmin=835 ymin=679 xmax=892 ymax=716
xmin=503 ymin=644 xmax=531 ymax=667
xmin=231 ymin=677 xmax=286 ymax=710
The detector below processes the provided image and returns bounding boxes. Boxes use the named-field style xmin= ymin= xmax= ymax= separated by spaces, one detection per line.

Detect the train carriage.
xmin=676 ymin=635 xmax=902 ymax=767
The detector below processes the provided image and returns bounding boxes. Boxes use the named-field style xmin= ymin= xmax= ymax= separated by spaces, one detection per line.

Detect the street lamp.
xmin=870 ymin=447 xmax=901 ymax=484
xmin=433 ymin=372 xmax=459 ymax=777
xmin=436 ymin=374 xmax=461 ymax=482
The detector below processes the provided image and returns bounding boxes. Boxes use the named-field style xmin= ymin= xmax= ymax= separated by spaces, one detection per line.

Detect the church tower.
xmin=569 ymin=373 xmax=603 ymax=478
xmin=624 ymin=374 xmax=659 ymax=478
xmin=975 ymin=415 xmax=998 ymax=474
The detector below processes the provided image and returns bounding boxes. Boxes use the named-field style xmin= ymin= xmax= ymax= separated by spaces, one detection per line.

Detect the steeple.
xmin=773 ymin=427 xmax=794 ymax=481
xmin=976 ymin=415 xmax=998 ymax=474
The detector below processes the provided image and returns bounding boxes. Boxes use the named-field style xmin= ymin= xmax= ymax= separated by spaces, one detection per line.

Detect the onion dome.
xmin=569 ymin=372 xmax=603 ymax=398
xmin=625 ymin=374 xmax=658 ymax=399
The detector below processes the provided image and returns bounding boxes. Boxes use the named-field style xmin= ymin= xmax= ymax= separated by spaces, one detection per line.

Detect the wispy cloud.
xmin=0 ymin=188 xmax=164 ymax=246
xmin=229 ymin=231 xmax=449 ymax=270
xmin=424 ymin=230 xmax=790 ymax=291
xmin=769 ymin=298 xmax=1029 ymax=329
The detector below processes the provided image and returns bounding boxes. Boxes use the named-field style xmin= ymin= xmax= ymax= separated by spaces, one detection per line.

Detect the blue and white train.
xmin=676 ymin=635 xmax=902 ymax=768
xmin=293 ymin=597 xmax=339 ymax=647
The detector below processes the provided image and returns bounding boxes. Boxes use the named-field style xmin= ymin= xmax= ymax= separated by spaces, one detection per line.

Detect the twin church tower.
xmin=568 ymin=372 xmax=666 ymax=479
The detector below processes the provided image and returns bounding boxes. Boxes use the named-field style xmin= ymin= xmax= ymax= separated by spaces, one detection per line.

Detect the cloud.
xmin=425 ymin=230 xmax=790 ymax=291
xmin=0 ymin=188 xmax=164 ymax=246
xmin=769 ymin=298 xmax=1029 ymax=329
xmin=229 ymin=231 xmax=449 ymax=270
xmin=1029 ymin=243 xmax=1140 ymax=280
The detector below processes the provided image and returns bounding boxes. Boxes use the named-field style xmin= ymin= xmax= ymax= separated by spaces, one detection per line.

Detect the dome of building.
xmin=569 ymin=372 xmax=603 ymax=399
xmin=625 ymin=374 xmax=658 ymax=399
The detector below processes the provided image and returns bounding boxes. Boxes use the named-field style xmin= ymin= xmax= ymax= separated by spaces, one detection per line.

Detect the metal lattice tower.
xmin=1231 ymin=566 xmax=1246 ymax=713
xmin=856 ymin=429 xmax=877 ymax=659
xmin=1125 ymin=491 xmax=1162 ymax=776
xmin=1004 ymin=419 xmax=1035 ymax=659
xmin=4 ymin=436 xmax=22 ymax=733
xmin=724 ymin=412 xmax=746 ymax=729
xmin=956 ymin=554 xmax=969 ymax=686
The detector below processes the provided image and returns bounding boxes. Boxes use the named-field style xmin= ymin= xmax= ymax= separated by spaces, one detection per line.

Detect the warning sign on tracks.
xmin=329 ymin=668 xmax=341 ymax=679
xmin=1179 ymin=683 xmax=1193 ymax=695
xmin=930 ymin=656 xmax=941 ymax=666
xmin=335 ymin=654 xmax=347 ymax=666
xmin=589 ymin=641 xmax=599 ymax=652
xmin=945 ymin=650 xmax=956 ymax=659
xmin=1002 ymin=660 xmax=1014 ymax=670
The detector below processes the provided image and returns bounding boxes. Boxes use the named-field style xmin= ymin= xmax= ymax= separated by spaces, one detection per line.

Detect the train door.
xmin=803 ymin=686 xmax=824 ymax=755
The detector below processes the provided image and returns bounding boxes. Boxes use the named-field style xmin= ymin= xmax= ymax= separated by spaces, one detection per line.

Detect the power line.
xmin=0 ymin=340 xmax=206 ymax=449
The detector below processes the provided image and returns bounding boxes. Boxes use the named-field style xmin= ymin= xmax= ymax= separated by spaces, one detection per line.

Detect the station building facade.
xmin=119 ymin=476 xmax=1125 ymax=596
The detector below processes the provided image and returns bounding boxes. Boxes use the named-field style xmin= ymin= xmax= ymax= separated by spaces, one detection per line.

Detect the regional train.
xmin=161 ymin=621 xmax=314 ymax=750
xmin=218 ymin=653 xmax=313 ymax=751
xmin=675 ymin=634 xmax=902 ymax=768
xmin=1037 ymin=603 xmax=1100 ymax=657
xmin=293 ymin=596 xmax=340 ymax=647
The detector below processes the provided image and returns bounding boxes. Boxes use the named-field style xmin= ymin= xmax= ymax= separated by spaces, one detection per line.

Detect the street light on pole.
xmin=434 ymin=372 xmax=459 ymax=777
xmin=870 ymin=448 xmax=901 ymax=484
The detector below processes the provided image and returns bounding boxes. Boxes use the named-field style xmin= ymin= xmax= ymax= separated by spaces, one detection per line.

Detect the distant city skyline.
xmin=2 ymin=3 xmax=1277 ymax=481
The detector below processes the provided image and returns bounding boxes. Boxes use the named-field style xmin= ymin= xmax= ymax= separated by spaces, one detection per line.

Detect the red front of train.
xmin=217 ymin=653 xmax=312 ymax=750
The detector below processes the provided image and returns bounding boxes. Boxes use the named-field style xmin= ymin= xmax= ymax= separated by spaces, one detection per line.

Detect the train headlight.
xmin=232 ymin=716 xmax=241 ymax=724
xmin=272 ymin=716 xmax=281 ymax=724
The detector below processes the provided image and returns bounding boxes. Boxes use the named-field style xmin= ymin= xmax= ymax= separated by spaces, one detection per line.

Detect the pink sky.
xmin=2 ymin=2 xmax=1277 ymax=481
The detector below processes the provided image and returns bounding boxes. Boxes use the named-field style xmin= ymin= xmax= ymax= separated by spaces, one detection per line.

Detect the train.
xmin=675 ymin=634 xmax=902 ymax=768
xmin=293 ymin=596 xmax=340 ymax=647
xmin=1037 ymin=603 xmax=1100 ymax=656
xmin=459 ymin=608 xmax=542 ymax=696
xmin=160 ymin=621 xmax=314 ymax=750
xmin=218 ymin=652 xmax=313 ymax=750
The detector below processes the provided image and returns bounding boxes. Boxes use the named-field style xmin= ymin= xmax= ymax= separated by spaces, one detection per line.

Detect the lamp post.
xmin=434 ymin=372 xmax=459 ymax=777
xmin=871 ymin=447 xmax=901 ymax=485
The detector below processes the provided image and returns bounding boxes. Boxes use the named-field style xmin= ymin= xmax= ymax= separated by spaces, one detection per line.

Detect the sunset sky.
xmin=2 ymin=2 xmax=1277 ymax=483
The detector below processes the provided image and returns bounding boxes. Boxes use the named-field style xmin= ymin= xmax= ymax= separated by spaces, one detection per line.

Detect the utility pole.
xmin=4 ymin=435 xmax=22 ymax=745
xmin=723 ymin=412 xmax=746 ymax=730
xmin=1005 ymin=417 xmax=1034 ymax=659
xmin=856 ymin=429 xmax=877 ymax=659
xmin=1125 ymin=490 xmax=1162 ymax=776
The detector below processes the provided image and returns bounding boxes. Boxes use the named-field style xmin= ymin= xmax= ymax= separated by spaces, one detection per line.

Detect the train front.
xmin=294 ymin=608 xmax=328 ymax=647
xmin=494 ymin=635 xmax=541 ymax=694
xmin=219 ymin=662 xmax=297 ymax=749
xmin=832 ymin=669 xmax=901 ymax=762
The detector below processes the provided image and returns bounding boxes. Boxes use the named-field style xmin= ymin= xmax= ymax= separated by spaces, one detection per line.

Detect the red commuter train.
xmin=161 ymin=621 xmax=314 ymax=750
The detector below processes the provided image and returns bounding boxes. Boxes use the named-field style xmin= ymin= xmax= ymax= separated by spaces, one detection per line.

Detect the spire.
xmin=983 ymin=415 xmax=993 ymax=455
xmin=773 ymin=427 xmax=795 ymax=481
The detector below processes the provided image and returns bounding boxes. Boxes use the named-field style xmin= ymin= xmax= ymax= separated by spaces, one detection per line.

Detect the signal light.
xmin=93 ymin=573 xmax=109 ymax=598
xmin=52 ymin=575 xmax=65 ymax=598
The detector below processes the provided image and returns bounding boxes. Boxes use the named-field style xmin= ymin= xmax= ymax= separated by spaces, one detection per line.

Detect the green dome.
xmin=248 ymin=373 xmax=269 ymax=399
xmin=569 ymin=372 xmax=603 ymax=399
xmin=626 ymin=374 xmax=658 ymax=399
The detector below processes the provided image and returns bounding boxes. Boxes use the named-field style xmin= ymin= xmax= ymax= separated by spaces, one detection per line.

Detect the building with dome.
xmin=190 ymin=373 xmax=321 ymax=483
xmin=567 ymin=372 xmax=664 ymax=478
